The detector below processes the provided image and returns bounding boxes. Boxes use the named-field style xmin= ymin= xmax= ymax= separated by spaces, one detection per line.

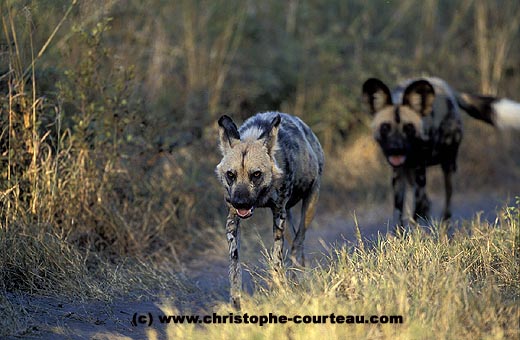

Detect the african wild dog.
xmin=216 ymin=112 xmax=324 ymax=309
xmin=362 ymin=77 xmax=520 ymax=229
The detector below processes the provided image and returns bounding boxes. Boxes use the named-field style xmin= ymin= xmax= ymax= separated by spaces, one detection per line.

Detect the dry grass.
xmin=0 ymin=293 xmax=28 ymax=337
xmin=0 ymin=219 xmax=191 ymax=338
xmin=322 ymin=132 xmax=388 ymax=207
xmin=0 ymin=6 xmax=203 ymax=337
xmin=150 ymin=203 xmax=519 ymax=339
xmin=0 ymin=2 xmax=519 ymax=339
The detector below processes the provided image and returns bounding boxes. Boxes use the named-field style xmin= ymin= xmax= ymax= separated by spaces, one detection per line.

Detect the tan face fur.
xmin=371 ymin=105 xmax=425 ymax=140
xmin=363 ymin=78 xmax=435 ymax=167
xmin=216 ymin=116 xmax=283 ymax=217
xmin=364 ymin=78 xmax=435 ymax=141
xmin=217 ymin=138 xmax=282 ymax=190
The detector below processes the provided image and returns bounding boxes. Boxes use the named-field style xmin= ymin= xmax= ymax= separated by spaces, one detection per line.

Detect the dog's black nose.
xmin=231 ymin=197 xmax=253 ymax=209
xmin=231 ymin=185 xmax=254 ymax=209
xmin=387 ymin=147 xmax=405 ymax=155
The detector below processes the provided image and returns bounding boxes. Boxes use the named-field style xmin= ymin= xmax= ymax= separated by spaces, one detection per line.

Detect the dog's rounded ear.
xmin=218 ymin=115 xmax=240 ymax=139
xmin=271 ymin=114 xmax=281 ymax=128
xmin=218 ymin=115 xmax=240 ymax=154
xmin=362 ymin=78 xmax=392 ymax=114
xmin=259 ymin=114 xmax=281 ymax=155
xmin=403 ymin=80 xmax=435 ymax=116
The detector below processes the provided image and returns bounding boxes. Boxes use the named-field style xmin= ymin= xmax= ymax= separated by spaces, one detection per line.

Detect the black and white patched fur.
xmin=216 ymin=112 xmax=324 ymax=309
xmin=362 ymin=77 xmax=520 ymax=229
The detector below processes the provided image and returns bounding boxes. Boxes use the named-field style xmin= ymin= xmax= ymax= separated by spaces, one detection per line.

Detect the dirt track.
xmin=5 ymin=189 xmax=516 ymax=339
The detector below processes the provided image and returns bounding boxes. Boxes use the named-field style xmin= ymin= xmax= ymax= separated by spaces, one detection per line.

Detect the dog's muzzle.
xmin=235 ymin=206 xmax=255 ymax=219
xmin=230 ymin=185 xmax=256 ymax=218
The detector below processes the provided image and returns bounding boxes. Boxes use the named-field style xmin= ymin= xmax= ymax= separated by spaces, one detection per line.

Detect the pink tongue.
xmin=237 ymin=208 xmax=251 ymax=217
xmin=388 ymin=155 xmax=406 ymax=166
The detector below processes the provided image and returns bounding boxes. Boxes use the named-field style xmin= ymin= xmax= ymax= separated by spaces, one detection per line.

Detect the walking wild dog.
xmin=216 ymin=112 xmax=324 ymax=309
xmin=362 ymin=77 xmax=520 ymax=230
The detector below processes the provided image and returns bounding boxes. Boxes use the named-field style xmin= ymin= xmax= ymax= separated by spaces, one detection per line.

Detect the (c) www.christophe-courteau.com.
xmin=131 ymin=312 xmax=404 ymax=327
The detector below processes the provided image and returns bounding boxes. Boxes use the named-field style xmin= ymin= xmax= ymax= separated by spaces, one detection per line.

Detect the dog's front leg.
xmin=392 ymin=167 xmax=406 ymax=233
xmin=414 ymin=165 xmax=430 ymax=219
xmin=272 ymin=206 xmax=287 ymax=269
xmin=441 ymin=162 xmax=455 ymax=221
xmin=226 ymin=210 xmax=242 ymax=309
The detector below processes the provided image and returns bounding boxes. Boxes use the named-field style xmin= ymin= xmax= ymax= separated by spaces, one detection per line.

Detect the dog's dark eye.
xmin=403 ymin=123 xmax=415 ymax=136
xmin=380 ymin=123 xmax=391 ymax=136
xmin=226 ymin=171 xmax=236 ymax=182
xmin=250 ymin=171 xmax=262 ymax=182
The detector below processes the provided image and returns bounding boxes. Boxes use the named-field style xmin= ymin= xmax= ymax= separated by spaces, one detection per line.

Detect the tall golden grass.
xmin=149 ymin=203 xmax=519 ymax=340
xmin=0 ymin=1 xmax=519 ymax=338
xmin=0 ymin=1 xmax=214 ymax=261
xmin=0 ymin=5 xmax=200 ymax=337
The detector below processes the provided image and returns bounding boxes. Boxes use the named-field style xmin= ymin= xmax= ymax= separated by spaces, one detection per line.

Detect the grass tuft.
xmin=152 ymin=204 xmax=519 ymax=339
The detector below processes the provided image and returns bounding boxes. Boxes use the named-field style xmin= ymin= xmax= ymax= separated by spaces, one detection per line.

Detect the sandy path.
xmin=5 ymin=191 xmax=515 ymax=339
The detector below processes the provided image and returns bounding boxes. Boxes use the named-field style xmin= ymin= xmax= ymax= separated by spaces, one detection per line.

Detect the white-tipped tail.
xmin=492 ymin=98 xmax=520 ymax=129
